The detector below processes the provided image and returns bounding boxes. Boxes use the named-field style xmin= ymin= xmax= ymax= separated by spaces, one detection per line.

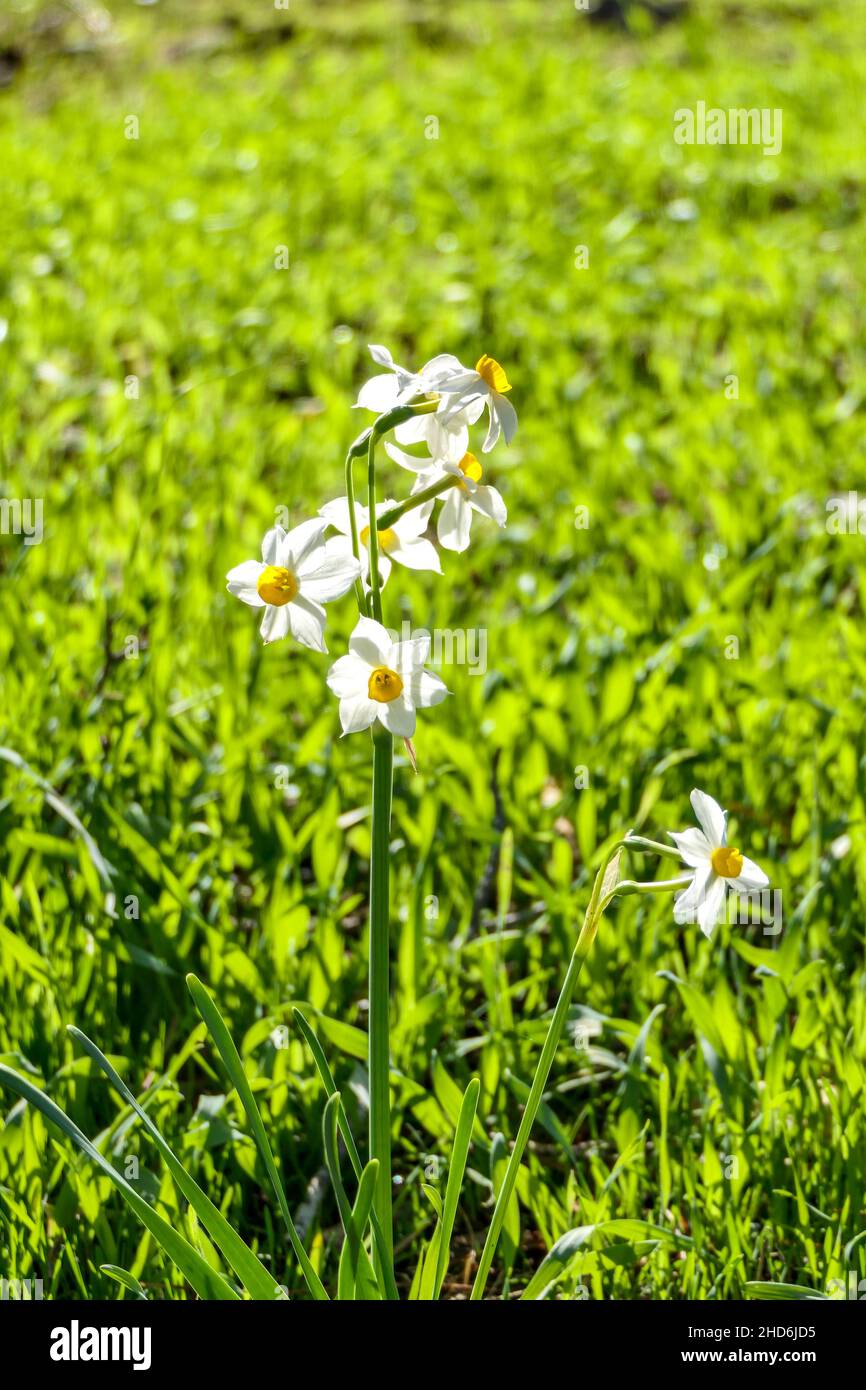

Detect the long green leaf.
xmin=68 ymin=1025 xmax=285 ymax=1301
xmin=186 ymin=973 xmax=328 ymax=1301
xmin=0 ymin=1063 xmax=238 ymax=1301
xmin=433 ymin=1076 xmax=480 ymax=1299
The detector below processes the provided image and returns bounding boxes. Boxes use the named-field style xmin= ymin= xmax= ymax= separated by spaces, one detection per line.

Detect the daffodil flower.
xmin=384 ymin=438 xmax=507 ymax=553
xmin=226 ymin=518 xmax=361 ymax=651
xmin=319 ymin=496 xmax=441 ymax=588
xmin=669 ymin=789 xmax=770 ymax=938
xmin=355 ymin=345 xmax=467 ymax=414
xmin=326 ymin=616 xmax=449 ymax=737
xmin=434 ymin=353 xmax=518 ymax=453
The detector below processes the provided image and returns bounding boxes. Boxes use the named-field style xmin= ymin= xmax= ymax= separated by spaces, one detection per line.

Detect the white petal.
xmin=283 ymin=516 xmax=329 ymax=569
xmin=669 ymin=827 xmax=713 ymax=868
xmin=481 ymin=400 xmax=501 ymax=453
xmin=731 ymin=856 xmax=769 ymax=892
xmin=392 ymin=633 xmax=431 ymax=670
xmin=672 ymin=863 xmax=713 ymax=923
xmin=260 ymin=605 xmax=290 ymax=644
xmin=393 ymin=414 xmax=432 ymax=446
xmin=393 ymin=499 xmax=434 ymax=539
xmin=286 ymin=594 xmax=327 ymax=653
xmin=437 ymin=488 xmax=472 ymax=553
xmin=408 ymin=669 xmax=449 ymax=708
xmin=391 ymin=536 xmax=442 ymax=574
xmin=492 ymin=392 xmax=518 ymax=445
xmin=226 ymin=560 xmax=266 ymax=607
xmin=419 ymin=354 xmax=468 ymax=387
xmin=384 ymin=441 xmax=438 ymax=475
xmin=697 ymin=876 xmax=727 ymax=939
xmin=356 ymin=373 xmax=401 ymax=412
xmin=349 ymin=615 xmax=391 ymax=667
xmin=368 ymin=344 xmax=395 ymax=368
xmin=690 ymin=789 xmax=727 ymax=847
xmin=298 ymin=551 xmax=362 ymax=602
xmin=378 ymin=693 xmax=416 ymax=737
xmin=261 ymin=526 xmax=286 ymax=565
xmin=327 ymin=652 xmax=370 ymax=699
xmin=469 ymin=483 xmax=507 ymax=527
xmin=339 ymin=692 xmax=377 ymax=736
xmin=319 ymin=496 xmax=363 ymax=536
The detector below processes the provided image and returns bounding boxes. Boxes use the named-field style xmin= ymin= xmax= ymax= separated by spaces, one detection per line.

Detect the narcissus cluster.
xmin=226 ymin=343 xmax=518 ymax=731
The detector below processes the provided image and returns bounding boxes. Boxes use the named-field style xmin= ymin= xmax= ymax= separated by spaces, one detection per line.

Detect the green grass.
xmin=1 ymin=0 xmax=865 ymax=1299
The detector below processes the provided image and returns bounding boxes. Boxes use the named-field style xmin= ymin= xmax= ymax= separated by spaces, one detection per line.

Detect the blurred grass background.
xmin=1 ymin=0 xmax=865 ymax=1298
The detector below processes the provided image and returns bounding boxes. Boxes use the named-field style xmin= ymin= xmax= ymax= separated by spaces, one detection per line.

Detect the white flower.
xmin=385 ymin=438 xmax=506 ymax=554
xmin=354 ymin=345 xmax=467 ymax=414
xmin=326 ymin=616 xmax=449 ymax=737
xmin=319 ymin=496 xmax=441 ymax=588
xmin=434 ymin=353 xmax=518 ymax=453
xmin=669 ymin=789 xmax=770 ymax=938
xmin=226 ymin=518 xmax=361 ymax=652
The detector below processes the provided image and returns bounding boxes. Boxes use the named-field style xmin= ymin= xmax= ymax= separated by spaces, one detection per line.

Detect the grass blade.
xmin=292 ymin=1005 xmax=399 ymax=1301
xmin=433 ymin=1076 xmax=479 ymax=1299
xmin=68 ymin=1025 xmax=285 ymax=1301
xmin=0 ymin=1063 xmax=238 ymax=1301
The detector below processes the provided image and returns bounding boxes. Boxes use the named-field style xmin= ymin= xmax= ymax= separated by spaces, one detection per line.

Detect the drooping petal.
xmin=226 ymin=559 xmax=266 ymax=606
xmin=437 ymin=487 xmax=472 ymax=553
xmin=378 ymin=693 xmax=416 ymax=738
xmin=697 ymin=875 xmax=727 ymax=939
xmin=672 ymin=863 xmax=713 ymax=924
xmin=669 ymin=827 xmax=713 ymax=868
xmin=730 ymin=856 xmax=770 ymax=892
xmin=384 ymin=441 xmax=441 ymax=475
xmin=261 ymin=526 xmax=286 ymax=566
xmin=260 ymin=604 xmax=290 ymax=644
xmin=468 ymin=483 xmax=507 ymax=527
xmin=339 ymin=692 xmax=378 ymax=735
xmin=286 ymin=594 xmax=327 ymax=653
xmin=481 ymin=399 xmax=501 ymax=453
xmin=390 ymin=536 xmax=442 ymax=574
xmin=298 ymin=550 xmax=362 ymax=602
xmin=491 ymin=392 xmax=518 ymax=446
xmin=690 ymin=789 xmax=727 ymax=847
xmin=348 ymin=615 xmax=391 ymax=667
xmin=393 ymin=414 xmax=432 ymax=446
xmin=326 ymin=652 xmax=370 ymax=699
xmin=419 ymin=354 xmax=468 ymax=388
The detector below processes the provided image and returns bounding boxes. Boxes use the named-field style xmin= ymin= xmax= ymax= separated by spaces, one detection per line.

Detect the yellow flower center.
xmin=360 ymin=524 xmax=397 ymax=552
xmin=256 ymin=565 xmax=298 ymax=606
xmin=711 ymin=846 xmax=744 ymax=879
xmin=475 ymin=354 xmax=512 ymax=393
xmin=457 ymin=452 xmax=483 ymax=486
xmin=367 ymin=667 xmax=404 ymax=703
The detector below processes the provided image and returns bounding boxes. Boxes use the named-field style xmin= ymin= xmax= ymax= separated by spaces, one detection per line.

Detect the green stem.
xmin=369 ymin=728 xmax=394 ymax=1281
xmin=344 ymin=442 xmax=367 ymax=613
xmin=469 ymin=902 xmax=600 ymax=1300
xmin=376 ymin=474 xmax=458 ymax=530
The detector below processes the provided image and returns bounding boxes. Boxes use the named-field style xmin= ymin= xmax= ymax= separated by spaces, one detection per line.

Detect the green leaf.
xmin=433 ymin=1076 xmax=480 ymax=1299
xmin=186 ymin=974 xmax=328 ymax=1301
